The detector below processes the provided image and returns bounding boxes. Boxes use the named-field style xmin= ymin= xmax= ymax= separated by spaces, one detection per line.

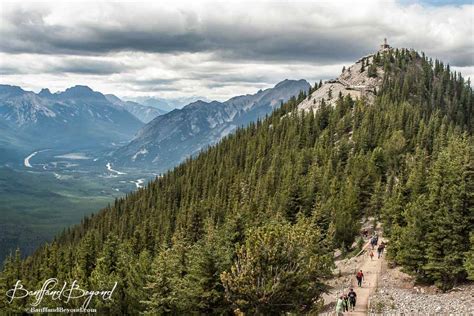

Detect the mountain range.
xmin=112 ymin=79 xmax=311 ymax=170
xmin=125 ymin=96 xmax=211 ymax=111
xmin=0 ymin=85 xmax=174 ymax=162
xmin=0 ymin=80 xmax=309 ymax=169
xmin=104 ymin=94 xmax=166 ymax=123
xmin=0 ymin=85 xmax=162 ymax=163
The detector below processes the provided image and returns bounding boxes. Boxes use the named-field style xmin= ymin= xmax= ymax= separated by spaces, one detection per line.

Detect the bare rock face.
xmin=298 ymin=50 xmax=386 ymax=111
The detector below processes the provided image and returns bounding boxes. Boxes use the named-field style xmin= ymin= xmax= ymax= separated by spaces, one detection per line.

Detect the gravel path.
xmin=319 ymin=224 xmax=474 ymax=315
xmin=320 ymin=236 xmax=385 ymax=315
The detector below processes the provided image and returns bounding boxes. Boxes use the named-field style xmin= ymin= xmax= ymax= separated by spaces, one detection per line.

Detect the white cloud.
xmin=0 ymin=0 xmax=472 ymax=100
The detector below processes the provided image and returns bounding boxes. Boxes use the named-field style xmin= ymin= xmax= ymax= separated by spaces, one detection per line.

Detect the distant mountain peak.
xmin=0 ymin=83 xmax=144 ymax=146
xmin=104 ymin=94 xmax=122 ymax=103
xmin=274 ymin=79 xmax=290 ymax=86
xmin=275 ymin=78 xmax=308 ymax=88
xmin=38 ymin=88 xmax=52 ymax=98
xmin=105 ymin=93 xmax=165 ymax=123
xmin=58 ymin=85 xmax=105 ymax=100
xmin=188 ymin=100 xmax=209 ymax=106
xmin=0 ymin=84 xmax=26 ymax=98
xmin=69 ymin=85 xmax=93 ymax=91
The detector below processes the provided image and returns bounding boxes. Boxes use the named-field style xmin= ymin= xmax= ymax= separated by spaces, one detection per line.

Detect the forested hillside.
xmin=1 ymin=48 xmax=472 ymax=314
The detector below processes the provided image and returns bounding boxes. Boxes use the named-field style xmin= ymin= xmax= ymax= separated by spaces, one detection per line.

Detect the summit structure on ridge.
xmin=298 ymin=41 xmax=395 ymax=111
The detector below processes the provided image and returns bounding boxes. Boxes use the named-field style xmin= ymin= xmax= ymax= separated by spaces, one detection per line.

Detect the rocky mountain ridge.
xmin=112 ymin=79 xmax=311 ymax=170
xmin=105 ymin=94 xmax=166 ymax=123
xmin=298 ymin=48 xmax=388 ymax=111
xmin=0 ymin=85 xmax=144 ymax=160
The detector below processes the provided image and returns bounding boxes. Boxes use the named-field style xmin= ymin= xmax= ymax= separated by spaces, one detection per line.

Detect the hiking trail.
xmin=320 ymin=233 xmax=386 ymax=315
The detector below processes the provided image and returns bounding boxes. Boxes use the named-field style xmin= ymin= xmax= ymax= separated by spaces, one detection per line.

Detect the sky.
xmin=0 ymin=0 xmax=473 ymax=102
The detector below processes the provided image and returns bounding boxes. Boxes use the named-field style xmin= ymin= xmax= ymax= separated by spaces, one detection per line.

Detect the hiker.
xmin=370 ymin=236 xmax=377 ymax=249
xmin=362 ymin=229 xmax=368 ymax=238
xmin=336 ymin=295 xmax=345 ymax=315
xmin=377 ymin=244 xmax=383 ymax=258
xmin=369 ymin=250 xmax=374 ymax=260
xmin=343 ymin=294 xmax=349 ymax=312
xmin=380 ymin=241 xmax=386 ymax=253
xmin=356 ymin=270 xmax=364 ymax=287
xmin=348 ymin=288 xmax=357 ymax=311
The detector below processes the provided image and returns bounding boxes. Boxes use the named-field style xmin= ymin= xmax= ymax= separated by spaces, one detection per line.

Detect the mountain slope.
xmin=105 ymin=94 xmax=165 ymax=123
xmin=1 ymin=48 xmax=472 ymax=314
xmin=0 ymin=85 xmax=143 ymax=157
xmin=129 ymin=96 xmax=209 ymax=112
xmin=113 ymin=79 xmax=310 ymax=170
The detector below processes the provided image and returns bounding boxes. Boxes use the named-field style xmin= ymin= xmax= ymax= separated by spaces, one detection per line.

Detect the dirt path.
xmin=320 ymin=237 xmax=386 ymax=315
xmin=346 ymin=245 xmax=383 ymax=315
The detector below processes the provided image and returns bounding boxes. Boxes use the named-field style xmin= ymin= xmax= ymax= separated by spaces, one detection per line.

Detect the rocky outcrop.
xmin=298 ymin=51 xmax=385 ymax=111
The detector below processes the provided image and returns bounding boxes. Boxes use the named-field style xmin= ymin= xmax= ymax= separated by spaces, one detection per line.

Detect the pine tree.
xmin=221 ymin=218 xmax=332 ymax=314
xmin=142 ymin=247 xmax=178 ymax=314
xmin=121 ymin=247 xmax=151 ymax=314
xmin=90 ymin=234 xmax=122 ymax=313
xmin=182 ymin=222 xmax=231 ymax=313
xmin=422 ymin=137 xmax=473 ymax=290
xmin=73 ymin=232 xmax=97 ymax=286
xmin=465 ymin=232 xmax=474 ymax=281
xmin=368 ymin=62 xmax=377 ymax=77
xmin=143 ymin=233 xmax=191 ymax=314
xmin=332 ymin=180 xmax=360 ymax=251
xmin=395 ymin=197 xmax=429 ymax=280
xmin=0 ymin=249 xmax=24 ymax=311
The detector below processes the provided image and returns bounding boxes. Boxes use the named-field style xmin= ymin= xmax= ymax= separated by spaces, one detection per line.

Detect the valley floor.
xmin=0 ymin=155 xmax=155 ymax=263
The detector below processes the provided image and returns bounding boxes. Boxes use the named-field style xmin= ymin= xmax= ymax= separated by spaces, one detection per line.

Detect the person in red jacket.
xmin=356 ymin=270 xmax=364 ymax=287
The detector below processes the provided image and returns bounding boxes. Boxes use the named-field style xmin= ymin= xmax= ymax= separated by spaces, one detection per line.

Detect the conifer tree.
xmin=465 ymin=233 xmax=474 ymax=281
xmin=422 ymin=137 xmax=472 ymax=290
xmin=0 ymin=249 xmax=23 ymax=311
xmin=221 ymin=218 xmax=332 ymax=314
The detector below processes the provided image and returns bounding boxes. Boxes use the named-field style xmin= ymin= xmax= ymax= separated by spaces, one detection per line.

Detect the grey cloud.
xmin=0 ymin=7 xmax=208 ymax=55
xmin=51 ymin=59 xmax=131 ymax=75
xmin=205 ymin=81 xmax=269 ymax=89
xmin=183 ymin=72 xmax=270 ymax=84
xmin=132 ymin=78 xmax=178 ymax=86
xmin=0 ymin=65 xmax=23 ymax=75
xmin=125 ymin=78 xmax=183 ymax=92
xmin=0 ymin=1 xmax=472 ymax=100
xmin=0 ymin=57 xmax=131 ymax=75
xmin=126 ymin=83 xmax=182 ymax=93
xmin=1 ymin=2 xmax=472 ymax=67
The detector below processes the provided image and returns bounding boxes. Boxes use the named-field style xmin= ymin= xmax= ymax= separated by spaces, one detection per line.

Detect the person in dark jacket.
xmin=348 ymin=288 xmax=357 ymax=311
